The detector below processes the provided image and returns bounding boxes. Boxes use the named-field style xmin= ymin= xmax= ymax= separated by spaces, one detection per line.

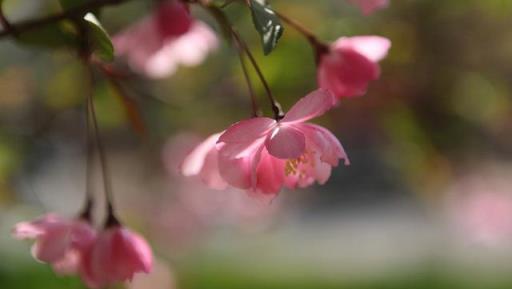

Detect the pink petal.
xmin=333 ymin=36 xmax=391 ymax=62
xmin=348 ymin=0 xmax=389 ymax=15
xmin=155 ymin=0 xmax=193 ymax=38
xmin=265 ymin=126 xmax=306 ymax=159
xmin=318 ymin=48 xmax=380 ymax=98
xmin=145 ymin=21 xmax=218 ymax=78
xmin=180 ymin=133 xmax=221 ymax=176
xmin=300 ymin=123 xmax=350 ymax=166
xmin=199 ymin=148 xmax=228 ymax=190
xmin=31 ymin=227 xmax=69 ymax=263
xmin=218 ymin=117 xmax=276 ymax=144
xmin=281 ymin=89 xmax=337 ymax=123
xmin=253 ymin=149 xmax=285 ymax=195
xmin=217 ymin=147 xmax=259 ymax=190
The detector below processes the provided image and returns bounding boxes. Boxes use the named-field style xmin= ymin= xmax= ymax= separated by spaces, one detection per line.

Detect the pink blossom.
xmin=217 ymin=89 xmax=349 ymax=196
xmin=318 ymin=36 xmax=391 ymax=100
xmin=81 ymin=226 xmax=153 ymax=289
xmin=449 ymin=176 xmax=512 ymax=246
xmin=12 ymin=213 xmax=96 ymax=275
xmin=113 ymin=0 xmax=218 ymax=78
xmin=348 ymin=0 xmax=389 ymax=15
xmin=180 ymin=133 xmax=228 ymax=190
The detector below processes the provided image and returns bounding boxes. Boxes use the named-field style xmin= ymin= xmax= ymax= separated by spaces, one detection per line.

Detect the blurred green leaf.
xmin=249 ymin=0 xmax=283 ymax=55
xmin=83 ymin=13 xmax=114 ymax=62
xmin=16 ymin=21 xmax=78 ymax=49
xmin=58 ymin=0 xmax=88 ymax=10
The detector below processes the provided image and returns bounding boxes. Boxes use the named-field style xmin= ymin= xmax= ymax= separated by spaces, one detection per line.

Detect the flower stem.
xmin=85 ymin=62 xmax=120 ymax=227
xmin=230 ymin=28 xmax=283 ymax=120
xmin=232 ymin=32 xmax=260 ymax=117
xmin=274 ymin=10 xmax=329 ymax=58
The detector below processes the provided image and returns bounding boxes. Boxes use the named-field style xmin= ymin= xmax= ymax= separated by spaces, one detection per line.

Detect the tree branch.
xmin=0 ymin=0 xmax=130 ymax=39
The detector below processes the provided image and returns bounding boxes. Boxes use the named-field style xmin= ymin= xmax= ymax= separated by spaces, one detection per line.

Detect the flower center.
xmin=284 ymin=150 xmax=315 ymax=177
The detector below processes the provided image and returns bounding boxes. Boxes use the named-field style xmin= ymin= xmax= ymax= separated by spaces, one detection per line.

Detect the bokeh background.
xmin=1 ymin=0 xmax=512 ymax=288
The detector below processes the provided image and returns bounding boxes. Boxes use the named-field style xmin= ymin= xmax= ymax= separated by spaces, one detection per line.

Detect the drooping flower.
xmin=217 ymin=89 xmax=349 ymax=196
xmin=317 ymin=36 xmax=391 ymax=100
xmin=348 ymin=0 xmax=389 ymax=15
xmin=113 ymin=0 xmax=218 ymax=78
xmin=12 ymin=213 xmax=96 ymax=275
xmin=180 ymin=132 xmax=228 ymax=190
xmin=81 ymin=225 xmax=153 ymax=289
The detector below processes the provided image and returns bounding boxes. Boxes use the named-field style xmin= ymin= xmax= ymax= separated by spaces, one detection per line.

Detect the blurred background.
xmin=1 ymin=0 xmax=512 ymax=288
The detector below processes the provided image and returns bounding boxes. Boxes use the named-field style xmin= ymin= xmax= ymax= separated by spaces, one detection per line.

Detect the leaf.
xmin=58 ymin=0 xmax=88 ymax=10
xmin=249 ymin=0 xmax=283 ymax=55
xmin=17 ymin=21 xmax=79 ymax=49
xmin=83 ymin=13 xmax=114 ymax=62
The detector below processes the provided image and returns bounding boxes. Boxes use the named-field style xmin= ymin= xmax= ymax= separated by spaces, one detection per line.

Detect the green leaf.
xmin=249 ymin=0 xmax=284 ymax=55
xmin=58 ymin=0 xmax=88 ymax=10
xmin=17 ymin=21 xmax=79 ymax=49
xmin=83 ymin=13 xmax=114 ymax=62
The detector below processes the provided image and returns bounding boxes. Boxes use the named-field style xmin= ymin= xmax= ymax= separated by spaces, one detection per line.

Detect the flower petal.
xmin=265 ymin=126 xmax=306 ymax=159
xmin=281 ymin=89 xmax=336 ymax=123
xmin=252 ymin=149 xmax=285 ymax=195
xmin=301 ymin=123 xmax=350 ymax=166
xmin=333 ymin=36 xmax=391 ymax=62
xmin=218 ymin=117 xmax=276 ymax=144
xmin=180 ymin=133 xmax=221 ymax=176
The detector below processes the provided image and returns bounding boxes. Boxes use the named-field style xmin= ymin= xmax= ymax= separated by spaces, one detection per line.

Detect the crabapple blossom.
xmin=113 ymin=0 xmax=218 ymax=78
xmin=12 ymin=213 xmax=96 ymax=275
xmin=217 ymin=89 xmax=349 ymax=196
xmin=318 ymin=36 xmax=391 ymax=100
xmin=348 ymin=0 xmax=389 ymax=15
xmin=80 ymin=225 xmax=153 ymax=289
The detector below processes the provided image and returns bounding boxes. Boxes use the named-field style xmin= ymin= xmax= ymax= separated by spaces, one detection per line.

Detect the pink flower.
xmin=180 ymin=133 xmax=228 ymax=190
xmin=81 ymin=226 xmax=153 ymax=289
xmin=217 ymin=89 xmax=349 ymax=196
xmin=113 ymin=0 xmax=218 ymax=78
xmin=318 ymin=36 xmax=391 ymax=100
xmin=348 ymin=0 xmax=389 ymax=15
xmin=12 ymin=213 xmax=96 ymax=275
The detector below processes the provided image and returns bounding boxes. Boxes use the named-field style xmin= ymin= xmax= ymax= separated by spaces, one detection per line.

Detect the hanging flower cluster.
xmin=4 ymin=0 xmax=391 ymax=287
xmin=12 ymin=214 xmax=152 ymax=288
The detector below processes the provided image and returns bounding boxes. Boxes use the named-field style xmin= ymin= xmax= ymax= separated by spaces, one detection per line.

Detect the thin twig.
xmin=231 ymin=28 xmax=283 ymax=119
xmin=85 ymin=63 xmax=119 ymax=227
xmin=0 ymin=0 xmax=129 ymax=39
xmin=233 ymin=34 xmax=260 ymax=117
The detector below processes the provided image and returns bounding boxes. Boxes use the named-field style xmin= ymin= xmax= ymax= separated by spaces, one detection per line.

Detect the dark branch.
xmin=0 ymin=0 xmax=129 ymax=39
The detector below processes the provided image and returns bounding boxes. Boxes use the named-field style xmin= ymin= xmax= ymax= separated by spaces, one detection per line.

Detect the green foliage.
xmin=249 ymin=0 xmax=283 ymax=55
xmin=16 ymin=21 xmax=79 ymax=49
xmin=83 ymin=13 xmax=114 ymax=62
xmin=58 ymin=0 xmax=88 ymax=10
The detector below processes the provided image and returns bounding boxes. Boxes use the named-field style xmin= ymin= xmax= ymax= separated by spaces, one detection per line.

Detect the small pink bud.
xmin=318 ymin=36 xmax=391 ymax=100
xmin=348 ymin=0 xmax=389 ymax=15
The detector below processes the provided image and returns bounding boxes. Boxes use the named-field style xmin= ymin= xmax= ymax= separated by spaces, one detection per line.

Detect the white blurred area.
xmin=2 ymin=134 xmax=512 ymax=286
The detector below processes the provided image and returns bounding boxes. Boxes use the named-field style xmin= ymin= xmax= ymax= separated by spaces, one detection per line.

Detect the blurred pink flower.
xmin=81 ymin=226 xmax=153 ymax=289
xmin=217 ymin=89 xmax=349 ymax=196
xmin=451 ymin=189 xmax=512 ymax=246
xmin=180 ymin=132 xmax=228 ymax=190
xmin=113 ymin=0 xmax=218 ymax=78
xmin=318 ymin=36 xmax=391 ymax=100
xmin=157 ymin=133 xmax=283 ymax=251
xmin=348 ymin=0 xmax=389 ymax=15
xmin=12 ymin=213 xmax=96 ymax=275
